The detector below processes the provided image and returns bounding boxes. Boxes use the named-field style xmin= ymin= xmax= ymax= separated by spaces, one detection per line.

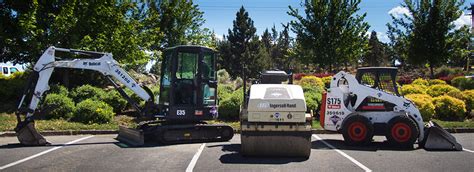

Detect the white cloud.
xmin=388 ymin=6 xmax=411 ymax=19
xmin=376 ymin=32 xmax=390 ymax=43
xmin=214 ymin=33 xmax=224 ymax=41
xmin=453 ymin=12 xmax=472 ymax=30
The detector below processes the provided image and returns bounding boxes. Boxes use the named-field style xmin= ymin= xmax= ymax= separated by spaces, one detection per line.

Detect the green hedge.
xmin=412 ymin=78 xmax=429 ymax=86
xmin=0 ymin=72 xmax=27 ymax=111
xmin=405 ymin=94 xmax=435 ymax=121
xmin=298 ymin=76 xmax=325 ymax=112
xmin=432 ymin=95 xmax=466 ymax=121
xmin=427 ymin=84 xmax=459 ymax=97
xmin=400 ymin=84 xmax=427 ymax=95
xmin=70 ymin=84 xmax=105 ymax=103
xmin=72 ymin=99 xmax=114 ymax=124
xmin=218 ymin=88 xmax=243 ymax=120
xmin=428 ymin=79 xmax=447 ymax=85
xmin=42 ymin=93 xmax=75 ymax=120
xmin=451 ymin=76 xmax=474 ymax=90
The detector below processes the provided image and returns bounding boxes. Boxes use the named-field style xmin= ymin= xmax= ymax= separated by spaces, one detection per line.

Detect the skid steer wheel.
xmin=342 ymin=115 xmax=374 ymax=146
xmin=385 ymin=116 xmax=418 ymax=148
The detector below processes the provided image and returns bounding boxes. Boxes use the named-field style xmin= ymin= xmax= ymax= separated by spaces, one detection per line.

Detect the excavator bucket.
xmin=422 ymin=121 xmax=462 ymax=151
xmin=117 ymin=125 xmax=145 ymax=146
xmin=15 ymin=122 xmax=49 ymax=146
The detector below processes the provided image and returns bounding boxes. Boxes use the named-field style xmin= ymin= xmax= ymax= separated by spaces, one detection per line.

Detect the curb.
xmin=1 ymin=128 xmax=474 ymax=137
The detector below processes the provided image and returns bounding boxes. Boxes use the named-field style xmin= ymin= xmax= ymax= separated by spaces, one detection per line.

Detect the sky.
xmin=196 ymin=0 xmax=473 ymax=43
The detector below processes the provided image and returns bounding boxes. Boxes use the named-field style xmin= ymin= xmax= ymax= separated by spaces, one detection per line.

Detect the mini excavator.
xmin=14 ymin=46 xmax=234 ymax=146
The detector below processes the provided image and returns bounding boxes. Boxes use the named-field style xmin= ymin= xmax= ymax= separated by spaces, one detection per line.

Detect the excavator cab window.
xmin=175 ymin=52 xmax=198 ymax=105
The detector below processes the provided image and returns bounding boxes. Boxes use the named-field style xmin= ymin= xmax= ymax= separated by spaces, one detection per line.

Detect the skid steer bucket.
xmin=15 ymin=121 xmax=49 ymax=146
xmin=422 ymin=121 xmax=462 ymax=151
xmin=117 ymin=126 xmax=145 ymax=146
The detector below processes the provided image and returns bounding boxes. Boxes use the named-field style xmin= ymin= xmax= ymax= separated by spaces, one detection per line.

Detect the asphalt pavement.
xmin=0 ymin=133 xmax=473 ymax=172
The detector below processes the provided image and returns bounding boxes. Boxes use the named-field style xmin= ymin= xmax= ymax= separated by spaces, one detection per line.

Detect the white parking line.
xmin=186 ymin=143 xmax=206 ymax=172
xmin=0 ymin=135 xmax=94 ymax=170
xmin=463 ymin=148 xmax=474 ymax=153
xmin=313 ymin=134 xmax=372 ymax=172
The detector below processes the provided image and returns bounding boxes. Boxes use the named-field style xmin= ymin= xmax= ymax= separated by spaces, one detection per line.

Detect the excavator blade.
xmin=241 ymin=131 xmax=312 ymax=158
xmin=15 ymin=121 xmax=49 ymax=146
xmin=117 ymin=125 xmax=144 ymax=146
xmin=422 ymin=121 xmax=462 ymax=151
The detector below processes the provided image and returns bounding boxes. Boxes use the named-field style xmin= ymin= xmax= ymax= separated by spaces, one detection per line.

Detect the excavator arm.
xmin=15 ymin=46 xmax=153 ymax=145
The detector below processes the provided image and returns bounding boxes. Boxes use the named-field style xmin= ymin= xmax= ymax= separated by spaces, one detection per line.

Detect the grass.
xmin=0 ymin=113 xmax=134 ymax=132
xmin=431 ymin=119 xmax=474 ymax=128
xmin=2 ymin=113 xmax=473 ymax=132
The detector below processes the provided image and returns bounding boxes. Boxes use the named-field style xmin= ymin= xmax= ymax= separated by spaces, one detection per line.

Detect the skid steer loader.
xmin=320 ymin=67 xmax=462 ymax=150
xmin=14 ymin=46 xmax=234 ymax=146
xmin=240 ymin=71 xmax=312 ymax=158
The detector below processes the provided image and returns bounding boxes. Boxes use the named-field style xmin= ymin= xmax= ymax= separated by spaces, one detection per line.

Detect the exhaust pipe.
xmin=421 ymin=121 xmax=462 ymax=151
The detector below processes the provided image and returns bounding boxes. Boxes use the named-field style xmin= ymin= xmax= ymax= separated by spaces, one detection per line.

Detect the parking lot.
xmin=0 ymin=133 xmax=473 ymax=172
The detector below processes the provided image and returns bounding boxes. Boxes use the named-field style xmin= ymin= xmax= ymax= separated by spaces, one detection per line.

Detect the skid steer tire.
xmin=342 ymin=115 xmax=374 ymax=146
xmin=386 ymin=115 xmax=418 ymax=149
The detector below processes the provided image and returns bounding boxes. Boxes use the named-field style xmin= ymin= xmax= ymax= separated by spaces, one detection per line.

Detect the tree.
xmin=387 ymin=0 xmax=465 ymax=78
xmin=363 ymin=31 xmax=385 ymax=66
xmin=288 ymin=0 xmax=369 ymax=71
xmin=219 ymin=6 xmax=270 ymax=78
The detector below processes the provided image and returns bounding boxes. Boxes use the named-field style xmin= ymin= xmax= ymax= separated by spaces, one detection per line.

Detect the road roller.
xmin=240 ymin=71 xmax=312 ymax=158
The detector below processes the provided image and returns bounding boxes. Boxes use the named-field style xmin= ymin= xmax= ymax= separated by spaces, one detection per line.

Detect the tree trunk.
xmin=429 ymin=64 xmax=434 ymax=79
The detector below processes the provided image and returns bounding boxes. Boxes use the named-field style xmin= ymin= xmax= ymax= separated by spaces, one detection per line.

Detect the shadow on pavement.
xmin=209 ymin=144 xmax=308 ymax=164
xmin=312 ymin=139 xmax=417 ymax=152
xmin=0 ymin=142 xmax=119 ymax=149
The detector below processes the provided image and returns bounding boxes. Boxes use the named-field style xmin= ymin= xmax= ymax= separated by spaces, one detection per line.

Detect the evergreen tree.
xmin=364 ymin=31 xmax=385 ymax=66
xmin=387 ymin=0 xmax=465 ymax=78
xmin=288 ymin=0 xmax=369 ymax=71
xmin=219 ymin=6 xmax=270 ymax=78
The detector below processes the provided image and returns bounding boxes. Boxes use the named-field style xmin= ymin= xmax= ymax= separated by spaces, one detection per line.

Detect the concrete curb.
xmin=1 ymin=128 xmax=474 ymax=137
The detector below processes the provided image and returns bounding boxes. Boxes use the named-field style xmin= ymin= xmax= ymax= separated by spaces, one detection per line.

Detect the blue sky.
xmin=196 ymin=0 xmax=472 ymax=43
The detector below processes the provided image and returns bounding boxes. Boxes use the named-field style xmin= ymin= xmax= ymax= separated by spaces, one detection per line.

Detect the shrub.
xmin=70 ymin=84 xmax=105 ymax=103
xmin=49 ymin=84 xmax=69 ymax=95
xmin=217 ymin=69 xmax=231 ymax=84
xmin=400 ymin=84 xmax=427 ymax=95
xmin=73 ymin=99 xmax=114 ymax=124
xmin=218 ymin=88 xmax=243 ymax=120
xmin=405 ymin=94 xmax=435 ymax=121
xmin=321 ymin=76 xmax=332 ymax=88
xmin=42 ymin=93 xmax=75 ymax=120
xmin=428 ymin=79 xmax=446 ymax=86
xmin=234 ymin=77 xmax=243 ymax=89
xmin=432 ymin=95 xmax=466 ymax=121
xmin=304 ymin=89 xmax=322 ymax=113
xmin=427 ymin=84 xmax=459 ymax=97
xmin=218 ymin=84 xmax=234 ymax=102
xmin=451 ymin=77 xmax=474 ymax=90
xmin=461 ymin=90 xmax=474 ymax=113
xmin=298 ymin=76 xmax=324 ymax=92
xmin=412 ymin=78 xmax=429 ymax=86
xmin=397 ymin=75 xmax=413 ymax=85
xmin=451 ymin=76 xmax=465 ymax=88
xmin=0 ymin=72 xmax=27 ymax=101
xmin=100 ymin=89 xmax=127 ymax=113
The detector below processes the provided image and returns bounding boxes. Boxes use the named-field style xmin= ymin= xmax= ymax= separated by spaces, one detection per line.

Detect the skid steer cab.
xmin=14 ymin=46 xmax=233 ymax=146
xmin=320 ymin=67 xmax=462 ymax=150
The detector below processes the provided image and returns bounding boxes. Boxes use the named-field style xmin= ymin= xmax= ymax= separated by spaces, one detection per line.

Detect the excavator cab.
xmin=14 ymin=45 xmax=232 ymax=146
xmin=158 ymin=46 xmax=218 ymax=121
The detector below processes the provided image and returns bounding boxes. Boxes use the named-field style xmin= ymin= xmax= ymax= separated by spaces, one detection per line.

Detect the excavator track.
xmin=118 ymin=121 xmax=234 ymax=146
